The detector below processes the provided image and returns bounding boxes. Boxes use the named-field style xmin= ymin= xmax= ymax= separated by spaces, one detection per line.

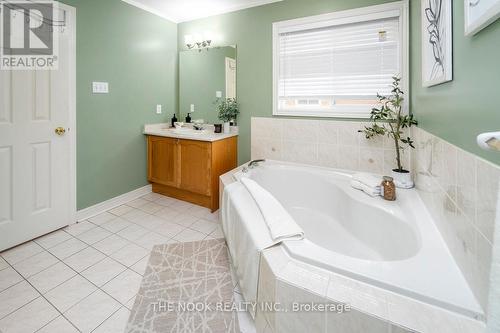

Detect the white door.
xmin=0 ymin=3 xmax=76 ymax=251
xmin=225 ymin=57 xmax=236 ymax=99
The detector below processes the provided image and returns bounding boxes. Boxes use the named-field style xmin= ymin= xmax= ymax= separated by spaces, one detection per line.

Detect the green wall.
xmin=179 ymin=47 xmax=236 ymax=123
xmin=178 ymin=0 xmax=394 ymax=164
xmin=410 ymin=0 xmax=500 ymax=166
xmin=62 ymin=0 xmax=177 ymax=209
xmin=179 ymin=0 xmax=500 ymax=166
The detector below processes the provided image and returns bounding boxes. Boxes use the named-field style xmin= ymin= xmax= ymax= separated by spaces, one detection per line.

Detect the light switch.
xmin=216 ymin=91 xmax=222 ymax=98
xmin=156 ymin=104 xmax=162 ymax=114
xmin=92 ymin=82 xmax=109 ymax=94
xmin=190 ymin=104 xmax=195 ymax=112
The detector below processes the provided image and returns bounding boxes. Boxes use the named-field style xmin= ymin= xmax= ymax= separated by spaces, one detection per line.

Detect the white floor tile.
xmin=108 ymin=205 xmax=134 ymax=217
xmin=0 ymin=257 xmax=8 ymax=270
xmin=190 ymin=219 xmax=219 ymax=235
xmin=210 ymin=225 xmax=225 ymax=239
xmin=126 ymin=198 xmax=149 ymax=209
xmin=77 ymin=227 xmax=112 ymax=245
xmin=28 ymin=262 xmax=77 ymax=294
xmin=92 ymin=234 xmax=130 ymax=256
xmin=64 ymin=221 xmax=96 ymax=236
xmin=63 ymin=247 xmax=106 ymax=272
xmin=88 ymin=212 xmax=117 ymax=225
xmin=0 ymin=297 xmax=59 ymax=333
xmin=93 ymin=306 xmax=130 ymax=333
xmin=110 ymin=243 xmax=148 ymax=267
xmin=81 ymin=257 xmax=126 ymax=287
xmin=38 ymin=316 xmax=79 ymax=333
xmin=141 ymin=192 xmax=164 ymax=202
xmin=116 ymin=224 xmax=149 ymax=242
xmin=172 ymin=213 xmax=199 ymax=227
xmin=133 ymin=232 xmax=169 ymax=251
xmin=0 ymin=267 xmax=23 ymax=292
xmin=0 ymin=281 xmax=40 ymax=319
xmin=12 ymin=251 xmax=59 ymax=278
xmin=122 ymin=208 xmax=149 ymax=223
xmin=155 ymin=195 xmax=176 ymax=207
xmin=1 ymin=241 xmax=44 ymax=265
xmin=64 ymin=290 xmax=121 ymax=333
xmin=45 ymin=275 xmax=97 ymax=312
xmin=130 ymin=256 xmax=150 ymax=276
xmin=154 ymin=206 xmax=181 ymax=221
xmin=102 ymin=269 xmax=142 ymax=304
xmin=34 ymin=230 xmax=72 ymax=249
xmin=132 ymin=214 xmax=165 ymax=231
xmin=124 ymin=295 xmax=136 ymax=310
xmin=48 ymin=237 xmax=88 ymax=260
xmin=174 ymin=228 xmax=207 ymax=242
xmin=155 ymin=221 xmax=185 ymax=238
xmin=139 ymin=201 xmax=164 ymax=214
xmin=100 ymin=217 xmax=132 ymax=233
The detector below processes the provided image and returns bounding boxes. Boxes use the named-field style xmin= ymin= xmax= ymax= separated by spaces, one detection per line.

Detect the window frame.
xmin=272 ymin=1 xmax=409 ymax=118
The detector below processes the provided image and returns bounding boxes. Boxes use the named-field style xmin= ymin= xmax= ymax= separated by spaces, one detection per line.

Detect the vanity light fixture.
xmin=185 ymin=32 xmax=213 ymax=51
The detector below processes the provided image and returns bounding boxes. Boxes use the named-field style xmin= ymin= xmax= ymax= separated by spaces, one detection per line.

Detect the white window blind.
xmin=274 ymin=4 xmax=407 ymax=118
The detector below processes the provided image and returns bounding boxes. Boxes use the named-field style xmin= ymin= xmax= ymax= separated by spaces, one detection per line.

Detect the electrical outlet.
xmin=156 ymin=105 xmax=162 ymax=114
xmin=216 ymin=91 xmax=222 ymax=98
xmin=92 ymin=82 xmax=109 ymax=94
xmin=190 ymin=104 xmax=195 ymax=112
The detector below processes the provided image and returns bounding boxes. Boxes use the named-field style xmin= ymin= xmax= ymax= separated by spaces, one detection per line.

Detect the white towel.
xmin=352 ymin=172 xmax=382 ymax=189
xmin=240 ymin=177 xmax=304 ymax=242
xmin=221 ymin=181 xmax=303 ymax=318
xmin=351 ymin=180 xmax=381 ymax=197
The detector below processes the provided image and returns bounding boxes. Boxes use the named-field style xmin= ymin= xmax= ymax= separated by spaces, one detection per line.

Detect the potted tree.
xmin=216 ymin=98 xmax=239 ymax=134
xmin=359 ymin=77 xmax=418 ymax=188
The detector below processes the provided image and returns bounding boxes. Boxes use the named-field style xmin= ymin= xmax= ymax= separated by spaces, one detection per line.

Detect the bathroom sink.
xmin=169 ymin=128 xmax=206 ymax=135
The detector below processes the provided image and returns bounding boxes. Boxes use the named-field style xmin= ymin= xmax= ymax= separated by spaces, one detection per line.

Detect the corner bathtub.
xmin=235 ymin=162 xmax=483 ymax=320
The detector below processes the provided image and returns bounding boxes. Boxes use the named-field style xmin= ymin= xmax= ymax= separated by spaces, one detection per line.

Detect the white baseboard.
xmin=76 ymin=185 xmax=152 ymax=222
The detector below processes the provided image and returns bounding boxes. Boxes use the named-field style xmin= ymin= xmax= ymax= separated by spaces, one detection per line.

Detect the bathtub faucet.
xmin=242 ymin=159 xmax=265 ymax=173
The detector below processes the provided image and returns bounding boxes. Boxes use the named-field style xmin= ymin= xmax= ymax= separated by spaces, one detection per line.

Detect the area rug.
xmin=126 ymin=238 xmax=240 ymax=333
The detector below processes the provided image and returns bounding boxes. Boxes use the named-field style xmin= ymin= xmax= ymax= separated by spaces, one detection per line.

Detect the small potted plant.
xmin=216 ymin=98 xmax=239 ymax=134
xmin=359 ymin=77 xmax=418 ymax=188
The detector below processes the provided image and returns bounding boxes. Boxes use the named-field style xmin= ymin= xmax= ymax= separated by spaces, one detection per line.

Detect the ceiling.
xmin=121 ymin=0 xmax=283 ymax=23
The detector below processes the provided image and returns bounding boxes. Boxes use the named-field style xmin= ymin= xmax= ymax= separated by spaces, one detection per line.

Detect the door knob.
xmin=55 ymin=127 xmax=66 ymax=136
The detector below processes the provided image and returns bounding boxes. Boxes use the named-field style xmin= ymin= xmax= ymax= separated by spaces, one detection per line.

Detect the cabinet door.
xmin=148 ymin=136 xmax=179 ymax=187
xmin=179 ymin=140 xmax=211 ymax=196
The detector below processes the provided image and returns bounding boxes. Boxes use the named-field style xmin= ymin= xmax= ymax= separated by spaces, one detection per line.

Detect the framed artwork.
xmin=421 ymin=0 xmax=453 ymax=87
xmin=465 ymin=0 xmax=500 ymax=35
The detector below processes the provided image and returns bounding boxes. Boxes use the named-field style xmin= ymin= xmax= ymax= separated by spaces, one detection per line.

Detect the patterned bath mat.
xmin=126 ymin=238 xmax=240 ymax=333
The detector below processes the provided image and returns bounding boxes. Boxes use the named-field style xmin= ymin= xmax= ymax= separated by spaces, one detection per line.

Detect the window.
xmin=273 ymin=2 xmax=408 ymax=118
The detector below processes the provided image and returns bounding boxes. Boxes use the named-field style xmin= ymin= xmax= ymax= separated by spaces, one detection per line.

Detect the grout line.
xmin=0 ymin=194 xmax=220 ymax=332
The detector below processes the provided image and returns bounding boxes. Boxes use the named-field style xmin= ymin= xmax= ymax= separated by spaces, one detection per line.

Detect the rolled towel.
xmin=352 ymin=172 xmax=383 ymax=188
xmin=351 ymin=180 xmax=381 ymax=197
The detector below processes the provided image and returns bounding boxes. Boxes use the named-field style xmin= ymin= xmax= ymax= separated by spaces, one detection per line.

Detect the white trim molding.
xmin=272 ymin=1 xmax=410 ymax=118
xmin=76 ymin=185 xmax=152 ymax=222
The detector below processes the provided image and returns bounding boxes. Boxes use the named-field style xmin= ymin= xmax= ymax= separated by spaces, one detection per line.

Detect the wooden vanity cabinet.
xmin=147 ymin=135 xmax=237 ymax=212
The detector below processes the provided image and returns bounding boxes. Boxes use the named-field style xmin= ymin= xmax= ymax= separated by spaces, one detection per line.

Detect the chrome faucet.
xmin=242 ymin=159 xmax=265 ymax=173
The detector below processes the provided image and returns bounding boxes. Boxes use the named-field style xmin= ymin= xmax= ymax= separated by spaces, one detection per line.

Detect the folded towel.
xmin=352 ymin=172 xmax=382 ymax=189
xmin=240 ymin=177 xmax=304 ymax=242
xmin=351 ymin=180 xmax=381 ymax=197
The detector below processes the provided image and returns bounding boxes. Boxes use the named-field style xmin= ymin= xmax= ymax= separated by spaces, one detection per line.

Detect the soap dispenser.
xmin=185 ymin=113 xmax=192 ymax=123
xmin=171 ymin=113 xmax=177 ymax=128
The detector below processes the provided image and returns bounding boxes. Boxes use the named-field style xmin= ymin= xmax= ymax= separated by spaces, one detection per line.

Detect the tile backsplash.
xmin=251 ymin=117 xmax=499 ymax=315
xmin=251 ymin=117 xmax=410 ymax=175
xmin=412 ymin=126 xmax=498 ymax=313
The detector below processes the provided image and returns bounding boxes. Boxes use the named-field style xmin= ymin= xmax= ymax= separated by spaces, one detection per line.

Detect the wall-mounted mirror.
xmin=179 ymin=46 xmax=237 ymax=124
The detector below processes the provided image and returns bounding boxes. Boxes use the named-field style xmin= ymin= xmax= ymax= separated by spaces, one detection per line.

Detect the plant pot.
xmin=223 ymin=122 xmax=231 ymax=134
xmin=391 ymin=169 xmax=414 ymax=189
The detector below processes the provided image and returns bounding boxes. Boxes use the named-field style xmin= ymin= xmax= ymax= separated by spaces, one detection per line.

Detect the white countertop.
xmin=143 ymin=123 xmax=238 ymax=142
